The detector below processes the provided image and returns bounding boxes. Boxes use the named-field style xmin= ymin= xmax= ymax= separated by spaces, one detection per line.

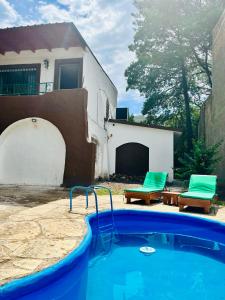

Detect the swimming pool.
xmin=1 ymin=210 xmax=225 ymax=299
xmin=87 ymin=233 xmax=225 ymax=300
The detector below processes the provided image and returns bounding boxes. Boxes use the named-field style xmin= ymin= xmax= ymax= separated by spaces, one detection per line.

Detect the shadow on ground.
xmin=0 ymin=185 xmax=68 ymax=208
xmin=127 ymin=199 xmax=221 ymax=217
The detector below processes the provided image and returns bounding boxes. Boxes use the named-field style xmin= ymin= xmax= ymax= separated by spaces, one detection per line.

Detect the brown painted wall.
xmin=0 ymin=89 xmax=96 ymax=186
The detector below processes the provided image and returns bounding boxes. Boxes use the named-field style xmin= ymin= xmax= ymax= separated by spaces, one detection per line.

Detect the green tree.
xmin=176 ymin=140 xmax=222 ymax=179
xmin=128 ymin=113 xmax=135 ymax=123
xmin=125 ymin=0 xmax=225 ymax=150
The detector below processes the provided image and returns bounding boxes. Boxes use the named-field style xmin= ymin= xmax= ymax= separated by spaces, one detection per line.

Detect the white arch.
xmin=0 ymin=118 xmax=66 ymax=186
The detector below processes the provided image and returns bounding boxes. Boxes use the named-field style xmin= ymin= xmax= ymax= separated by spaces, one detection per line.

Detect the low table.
xmin=161 ymin=191 xmax=181 ymax=206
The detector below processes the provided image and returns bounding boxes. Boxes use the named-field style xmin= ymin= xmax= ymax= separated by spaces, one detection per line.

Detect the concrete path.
xmin=0 ymin=186 xmax=224 ymax=286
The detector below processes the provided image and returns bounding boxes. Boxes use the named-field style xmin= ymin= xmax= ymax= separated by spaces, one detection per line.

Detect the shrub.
xmin=176 ymin=140 xmax=222 ymax=179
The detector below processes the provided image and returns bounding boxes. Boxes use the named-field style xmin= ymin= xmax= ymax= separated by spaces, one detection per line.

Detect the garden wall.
xmin=199 ymin=11 xmax=225 ymax=186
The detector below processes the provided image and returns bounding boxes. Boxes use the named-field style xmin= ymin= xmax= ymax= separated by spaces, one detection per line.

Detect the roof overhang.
xmin=0 ymin=22 xmax=85 ymax=55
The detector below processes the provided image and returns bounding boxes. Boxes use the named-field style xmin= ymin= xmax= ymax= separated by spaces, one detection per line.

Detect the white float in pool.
xmin=140 ymin=246 xmax=156 ymax=255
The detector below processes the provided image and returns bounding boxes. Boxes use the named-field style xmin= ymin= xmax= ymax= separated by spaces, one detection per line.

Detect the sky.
xmin=0 ymin=0 xmax=145 ymax=115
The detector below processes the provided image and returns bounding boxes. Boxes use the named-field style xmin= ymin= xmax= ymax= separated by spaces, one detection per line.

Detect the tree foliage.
xmin=176 ymin=140 xmax=222 ymax=179
xmin=127 ymin=113 xmax=135 ymax=123
xmin=125 ymin=0 xmax=225 ymax=150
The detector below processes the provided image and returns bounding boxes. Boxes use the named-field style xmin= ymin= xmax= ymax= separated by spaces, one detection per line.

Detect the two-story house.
xmin=0 ymin=22 xmax=177 ymax=187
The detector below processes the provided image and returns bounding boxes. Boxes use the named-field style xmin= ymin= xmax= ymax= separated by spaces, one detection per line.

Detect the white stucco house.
xmin=0 ymin=22 xmax=178 ymax=186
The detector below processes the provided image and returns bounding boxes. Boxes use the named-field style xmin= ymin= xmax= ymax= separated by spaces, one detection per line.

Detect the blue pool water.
xmin=87 ymin=233 xmax=225 ymax=300
xmin=1 ymin=210 xmax=225 ymax=300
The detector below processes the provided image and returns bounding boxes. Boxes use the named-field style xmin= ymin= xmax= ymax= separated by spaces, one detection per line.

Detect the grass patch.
xmin=96 ymin=189 xmax=123 ymax=196
xmin=213 ymin=200 xmax=225 ymax=206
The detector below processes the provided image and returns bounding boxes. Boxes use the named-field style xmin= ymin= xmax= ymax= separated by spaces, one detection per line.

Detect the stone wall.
xmin=199 ymin=11 xmax=225 ymax=185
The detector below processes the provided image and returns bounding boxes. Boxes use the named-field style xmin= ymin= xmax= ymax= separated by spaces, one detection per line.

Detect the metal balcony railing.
xmin=0 ymin=82 xmax=54 ymax=96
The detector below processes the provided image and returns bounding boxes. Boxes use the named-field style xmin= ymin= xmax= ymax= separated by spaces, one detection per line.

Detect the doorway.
xmin=116 ymin=143 xmax=149 ymax=176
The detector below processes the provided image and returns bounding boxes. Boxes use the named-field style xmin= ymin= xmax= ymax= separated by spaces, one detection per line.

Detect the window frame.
xmin=54 ymin=58 xmax=83 ymax=90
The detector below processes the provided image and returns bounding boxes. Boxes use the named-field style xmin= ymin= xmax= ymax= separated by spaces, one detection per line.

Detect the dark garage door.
xmin=116 ymin=143 xmax=149 ymax=176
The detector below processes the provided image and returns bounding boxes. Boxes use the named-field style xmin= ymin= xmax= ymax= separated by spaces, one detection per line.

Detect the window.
xmin=59 ymin=64 xmax=80 ymax=89
xmin=0 ymin=64 xmax=40 ymax=96
xmin=106 ymin=100 xmax=110 ymax=120
xmin=54 ymin=59 xmax=82 ymax=90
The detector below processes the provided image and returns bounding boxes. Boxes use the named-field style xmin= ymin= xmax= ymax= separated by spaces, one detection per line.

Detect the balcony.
xmin=0 ymin=82 xmax=54 ymax=96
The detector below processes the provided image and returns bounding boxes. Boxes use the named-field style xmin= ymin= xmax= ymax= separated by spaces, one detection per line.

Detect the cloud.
xmin=37 ymin=1 xmax=140 ymax=106
xmin=38 ymin=4 xmax=71 ymax=22
xmin=0 ymin=0 xmax=21 ymax=27
xmin=0 ymin=0 xmax=144 ymax=114
xmin=38 ymin=0 xmax=123 ymax=42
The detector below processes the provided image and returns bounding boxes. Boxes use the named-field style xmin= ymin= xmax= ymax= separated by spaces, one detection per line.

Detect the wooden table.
xmin=161 ymin=191 xmax=181 ymax=206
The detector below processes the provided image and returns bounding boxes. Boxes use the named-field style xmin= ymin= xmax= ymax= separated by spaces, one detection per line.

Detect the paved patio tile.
xmin=0 ymin=188 xmax=224 ymax=286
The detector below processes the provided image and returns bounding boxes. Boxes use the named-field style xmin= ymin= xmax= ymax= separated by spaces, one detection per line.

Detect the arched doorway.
xmin=0 ymin=118 xmax=66 ymax=186
xmin=116 ymin=143 xmax=149 ymax=176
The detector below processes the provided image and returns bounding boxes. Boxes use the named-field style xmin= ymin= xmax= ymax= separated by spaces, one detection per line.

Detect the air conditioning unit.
xmin=116 ymin=108 xmax=129 ymax=121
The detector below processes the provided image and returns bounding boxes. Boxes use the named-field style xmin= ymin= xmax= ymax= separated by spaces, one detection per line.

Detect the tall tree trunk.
xmin=191 ymin=47 xmax=212 ymax=88
xmin=181 ymin=62 xmax=193 ymax=151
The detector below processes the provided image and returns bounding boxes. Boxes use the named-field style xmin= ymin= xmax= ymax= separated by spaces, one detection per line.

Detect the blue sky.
xmin=0 ymin=0 xmax=145 ymax=114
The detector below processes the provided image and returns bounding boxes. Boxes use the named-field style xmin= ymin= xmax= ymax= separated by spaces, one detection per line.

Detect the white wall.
xmin=83 ymin=47 xmax=118 ymax=178
xmin=83 ymin=47 xmax=117 ymax=125
xmin=0 ymin=118 xmax=66 ymax=186
xmin=0 ymin=46 xmax=173 ymax=183
xmin=0 ymin=47 xmax=117 ymax=123
xmin=0 ymin=47 xmax=84 ymax=86
xmin=106 ymin=122 xmax=174 ymax=182
xmin=0 ymin=46 xmax=118 ymax=179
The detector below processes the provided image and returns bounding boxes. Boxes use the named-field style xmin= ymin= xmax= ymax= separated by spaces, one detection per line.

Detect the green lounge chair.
xmin=179 ymin=175 xmax=217 ymax=214
xmin=124 ymin=172 xmax=168 ymax=205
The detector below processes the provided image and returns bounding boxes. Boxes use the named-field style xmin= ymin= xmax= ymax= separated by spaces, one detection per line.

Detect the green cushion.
xmin=125 ymin=187 xmax=162 ymax=193
xmin=189 ymin=175 xmax=217 ymax=194
xmin=180 ymin=175 xmax=217 ymax=201
xmin=143 ymin=172 xmax=167 ymax=189
xmin=125 ymin=172 xmax=167 ymax=193
xmin=180 ymin=191 xmax=215 ymax=201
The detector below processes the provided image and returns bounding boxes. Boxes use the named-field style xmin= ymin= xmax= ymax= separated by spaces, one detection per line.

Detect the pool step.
xmin=98 ymin=223 xmax=114 ymax=233
xmin=69 ymin=184 xmax=117 ymax=257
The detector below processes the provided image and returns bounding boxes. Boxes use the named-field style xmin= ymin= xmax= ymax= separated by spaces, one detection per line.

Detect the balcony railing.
xmin=0 ymin=82 xmax=54 ymax=96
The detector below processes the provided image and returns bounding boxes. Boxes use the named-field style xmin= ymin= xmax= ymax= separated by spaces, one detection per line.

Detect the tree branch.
xmin=191 ymin=46 xmax=212 ymax=88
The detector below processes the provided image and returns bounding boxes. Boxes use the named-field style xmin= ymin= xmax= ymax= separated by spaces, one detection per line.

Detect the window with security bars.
xmin=0 ymin=65 xmax=40 ymax=96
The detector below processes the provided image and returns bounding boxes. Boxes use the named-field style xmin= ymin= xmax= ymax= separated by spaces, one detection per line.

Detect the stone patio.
xmin=0 ymin=185 xmax=224 ymax=286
